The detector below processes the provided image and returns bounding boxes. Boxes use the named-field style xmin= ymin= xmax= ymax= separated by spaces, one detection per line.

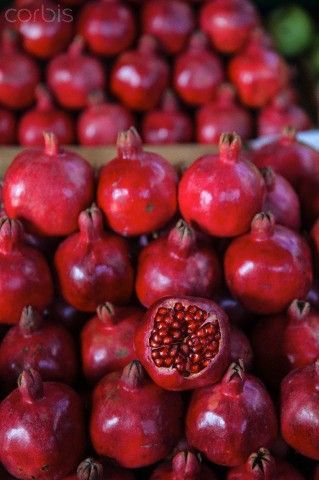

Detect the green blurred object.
xmin=268 ymin=4 xmax=315 ymax=57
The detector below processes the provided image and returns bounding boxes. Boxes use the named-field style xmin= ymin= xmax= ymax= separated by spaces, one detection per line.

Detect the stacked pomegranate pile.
xmin=0 ymin=0 xmax=314 ymax=147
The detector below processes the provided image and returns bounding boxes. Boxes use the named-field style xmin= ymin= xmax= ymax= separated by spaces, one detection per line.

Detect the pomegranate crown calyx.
xmin=19 ymin=306 xmax=43 ymax=333
xmin=77 ymin=458 xmax=103 ymax=480
xmin=0 ymin=217 xmax=24 ymax=251
xmin=117 ymin=126 xmax=143 ymax=159
xmin=219 ymin=132 xmax=242 ymax=163
xmin=78 ymin=204 xmax=104 ymax=242
xmin=43 ymin=131 xmax=59 ymax=156
xmin=222 ymin=360 xmax=245 ymax=395
xmin=172 ymin=450 xmax=201 ymax=480
xmin=120 ymin=360 xmax=146 ymax=390
xmin=251 ymin=212 xmax=275 ymax=240
xmin=96 ymin=302 xmax=117 ymax=325
xmin=18 ymin=369 xmax=44 ymax=403
xmin=248 ymin=448 xmax=275 ymax=478
xmin=288 ymin=299 xmax=311 ymax=321
xmin=168 ymin=219 xmax=196 ymax=256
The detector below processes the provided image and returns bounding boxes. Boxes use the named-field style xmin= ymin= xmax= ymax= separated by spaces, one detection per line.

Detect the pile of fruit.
xmin=0 ymin=0 xmax=314 ymax=146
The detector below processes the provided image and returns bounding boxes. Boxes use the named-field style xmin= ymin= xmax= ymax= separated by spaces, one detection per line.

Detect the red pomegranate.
xmin=150 ymin=450 xmax=217 ymax=480
xmin=196 ymin=84 xmax=253 ymax=144
xmin=281 ymin=360 xmax=319 ymax=460
xmin=3 ymin=132 xmax=95 ymax=236
xmin=77 ymin=0 xmax=136 ymax=56
xmin=0 ymin=109 xmax=16 ymax=145
xmin=90 ymin=361 xmax=184 ymax=468
xmin=18 ymin=84 xmax=75 ymax=146
xmin=226 ymin=448 xmax=276 ymax=479
xmin=0 ymin=30 xmax=40 ymax=110
xmin=0 ymin=306 xmax=77 ymax=389
xmin=47 ymin=36 xmax=106 ymax=110
xmin=0 ymin=218 xmax=53 ymax=325
xmin=214 ymin=289 xmax=252 ymax=328
xmin=97 ymin=127 xmax=178 ymax=236
xmin=142 ymin=0 xmax=194 ymax=54
xmin=186 ymin=361 xmax=278 ymax=467
xmin=275 ymin=459 xmax=305 ymax=480
xmin=179 ymin=133 xmax=265 ymax=237
xmin=0 ymin=369 xmax=85 ymax=479
xmin=81 ymin=302 xmax=143 ymax=383
xmin=134 ymin=296 xmax=230 ymax=391
xmin=111 ymin=36 xmax=169 ymax=111
xmin=77 ymin=91 xmax=134 ymax=146
xmin=230 ymin=325 xmax=253 ymax=370
xmin=142 ymin=90 xmax=193 ymax=144
xmin=64 ymin=457 xmax=135 ymax=480
xmin=50 ymin=297 xmax=89 ymax=333
xmin=173 ymin=32 xmax=224 ymax=106
xmin=200 ymin=0 xmax=259 ymax=54
xmin=224 ymin=212 xmax=313 ymax=314
xmin=54 ymin=205 xmax=134 ymax=312
xmin=136 ymin=220 xmax=221 ymax=307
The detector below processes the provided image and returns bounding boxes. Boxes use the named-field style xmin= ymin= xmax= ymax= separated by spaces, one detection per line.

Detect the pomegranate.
xmin=226 ymin=448 xmax=276 ymax=479
xmin=18 ymin=84 xmax=75 ymax=147
xmin=50 ymin=297 xmax=89 ymax=333
xmin=0 ymin=369 xmax=85 ymax=479
xmin=150 ymin=450 xmax=217 ymax=480
xmin=229 ymin=33 xmax=289 ymax=108
xmin=260 ymin=167 xmax=301 ymax=230
xmin=173 ymin=32 xmax=224 ymax=106
xmin=281 ymin=360 xmax=319 ymax=460
xmin=77 ymin=0 xmax=135 ymax=56
xmin=0 ymin=306 xmax=77 ymax=389
xmin=54 ymin=205 xmax=134 ymax=312
xmin=214 ymin=289 xmax=251 ymax=328
xmin=186 ymin=361 xmax=278 ymax=467
xmin=196 ymin=84 xmax=253 ymax=144
xmin=3 ymin=132 xmax=95 ymax=236
xmin=81 ymin=302 xmax=143 ymax=383
xmin=14 ymin=0 xmax=73 ymax=59
xmin=64 ymin=457 xmax=135 ymax=480
xmin=179 ymin=133 xmax=265 ymax=237
xmin=111 ymin=35 xmax=169 ymax=111
xmin=134 ymin=296 xmax=230 ymax=391
xmin=224 ymin=212 xmax=313 ymax=314
xmin=230 ymin=325 xmax=253 ymax=370
xmin=136 ymin=220 xmax=221 ymax=307
xmin=0 ymin=30 xmax=40 ymax=110
xmin=47 ymin=36 xmax=106 ymax=110
xmin=90 ymin=360 xmax=184 ymax=468
xmin=275 ymin=459 xmax=305 ymax=480
xmin=142 ymin=89 xmax=193 ymax=144
xmin=142 ymin=0 xmax=194 ymax=54
xmin=97 ymin=127 xmax=178 ymax=236
xmin=200 ymin=0 xmax=259 ymax=54
xmin=0 ymin=218 xmax=53 ymax=325
xmin=0 ymin=109 xmax=16 ymax=145
xmin=77 ymin=91 xmax=134 ymax=146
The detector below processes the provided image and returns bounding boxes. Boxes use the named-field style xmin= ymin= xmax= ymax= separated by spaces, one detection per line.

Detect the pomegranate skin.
xmin=179 ymin=133 xmax=265 ymax=237
xmin=230 ymin=326 xmax=253 ymax=370
xmin=142 ymin=0 xmax=194 ymax=54
xmin=90 ymin=361 xmax=184 ymax=468
xmin=3 ymin=132 xmax=95 ymax=237
xmin=0 ymin=369 xmax=85 ymax=480
xmin=136 ymin=220 xmax=221 ymax=307
xmin=97 ymin=127 xmax=178 ymax=236
xmin=134 ymin=296 xmax=230 ymax=391
xmin=0 ymin=109 xmax=16 ymax=145
xmin=150 ymin=450 xmax=217 ymax=480
xmin=54 ymin=205 xmax=134 ymax=312
xmin=275 ymin=459 xmax=305 ymax=480
xmin=173 ymin=33 xmax=224 ymax=106
xmin=281 ymin=361 xmax=319 ymax=460
xmin=81 ymin=303 xmax=143 ymax=383
xmin=0 ymin=218 xmax=53 ymax=325
xmin=186 ymin=361 xmax=278 ymax=467
xmin=111 ymin=36 xmax=169 ymax=111
xmin=77 ymin=0 xmax=136 ymax=57
xmin=47 ymin=37 xmax=106 ymax=110
xmin=224 ymin=213 xmax=313 ymax=315
xmin=0 ymin=306 xmax=77 ymax=389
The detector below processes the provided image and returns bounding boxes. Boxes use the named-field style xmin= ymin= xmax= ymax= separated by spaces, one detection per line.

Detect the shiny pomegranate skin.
xmin=179 ymin=133 xmax=265 ymax=237
xmin=196 ymin=84 xmax=253 ymax=144
xmin=90 ymin=361 xmax=184 ymax=468
xmin=200 ymin=0 xmax=259 ymax=54
xmin=97 ymin=127 xmax=178 ymax=236
xmin=173 ymin=32 xmax=224 ymax=106
xmin=134 ymin=296 xmax=230 ymax=391
xmin=0 ymin=369 xmax=85 ymax=479
xmin=142 ymin=89 xmax=193 ymax=144
xmin=111 ymin=36 xmax=169 ymax=111
xmin=3 ymin=132 xmax=95 ymax=237
xmin=54 ymin=205 xmax=134 ymax=312
xmin=261 ymin=167 xmax=301 ymax=230
xmin=225 ymin=213 xmax=313 ymax=314
xmin=18 ymin=84 xmax=75 ymax=147
xmin=0 ymin=306 xmax=77 ymax=389
xmin=0 ymin=109 xmax=16 ymax=145
xmin=0 ymin=218 xmax=53 ymax=325
xmin=142 ymin=0 xmax=194 ymax=54
xmin=230 ymin=325 xmax=253 ymax=370
xmin=47 ymin=36 xmax=106 ymax=110
xmin=77 ymin=0 xmax=136 ymax=56
xmin=226 ymin=448 xmax=276 ymax=479
xmin=150 ymin=450 xmax=217 ymax=480
xmin=187 ymin=361 xmax=277 ymax=467
xmin=281 ymin=361 xmax=319 ymax=460
xmin=81 ymin=302 xmax=143 ymax=383
xmin=136 ymin=220 xmax=220 ymax=307
xmin=0 ymin=30 xmax=40 ymax=110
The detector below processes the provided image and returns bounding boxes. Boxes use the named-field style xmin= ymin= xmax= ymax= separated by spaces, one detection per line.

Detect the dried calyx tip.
xmin=77 ymin=458 xmax=103 ymax=480
xmin=19 ymin=306 xmax=43 ymax=333
xmin=97 ymin=302 xmax=116 ymax=324
xmin=251 ymin=212 xmax=275 ymax=239
xmin=117 ymin=126 xmax=143 ymax=158
xmin=288 ymin=299 xmax=311 ymax=319
xmin=219 ymin=132 xmax=242 ymax=163
xmin=18 ymin=369 xmax=44 ymax=402
xmin=172 ymin=450 xmax=201 ymax=480
xmin=249 ymin=448 xmax=272 ymax=472
xmin=120 ymin=360 xmax=145 ymax=389
xmin=43 ymin=131 xmax=59 ymax=156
